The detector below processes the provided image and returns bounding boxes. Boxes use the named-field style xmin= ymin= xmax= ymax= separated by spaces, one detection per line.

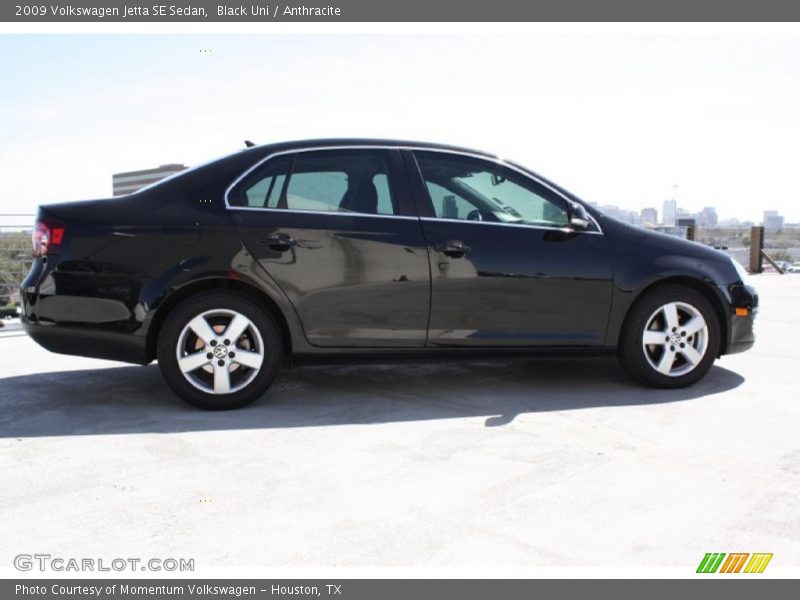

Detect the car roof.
xmin=244 ymin=138 xmax=498 ymax=159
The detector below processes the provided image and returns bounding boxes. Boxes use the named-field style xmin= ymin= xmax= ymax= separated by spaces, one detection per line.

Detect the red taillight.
xmin=32 ymin=220 xmax=65 ymax=256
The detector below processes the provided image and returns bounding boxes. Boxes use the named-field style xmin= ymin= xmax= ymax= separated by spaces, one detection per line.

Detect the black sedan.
xmin=21 ymin=139 xmax=757 ymax=409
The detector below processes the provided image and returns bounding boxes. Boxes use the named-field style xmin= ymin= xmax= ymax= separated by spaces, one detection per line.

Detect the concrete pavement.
xmin=1 ymin=275 xmax=798 ymax=570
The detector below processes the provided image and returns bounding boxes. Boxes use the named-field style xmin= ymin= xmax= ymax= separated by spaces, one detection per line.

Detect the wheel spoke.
xmin=224 ymin=314 xmax=251 ymax=343
xmin=188 ymin=315 xmax=217 ymax=345
xmin=656 ymin=349 xmax=675 ymax=374
xmin=682 ymin=316 xmax=706 ymax=336
xmin=643 ymin=300 xmax=707 ymax=378
xmin=178 ymin=308 xmax=265 ymax=395
xmin=178 ymin=352 xmax=211 ymax=373
xmin=232 ymin=350 xmax=263 ymax=370
xmin=213 ymin=363 xmax=231 ymax=394
xmin=680 ymin=345 xmax=703 ymax=366
xmin=643 ymin=330 xmax=667 ymax=345
xmin=662 ymin=302 xmax=680 ymax=331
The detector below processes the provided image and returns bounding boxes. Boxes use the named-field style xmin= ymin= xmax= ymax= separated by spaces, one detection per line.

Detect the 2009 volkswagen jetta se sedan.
xmin=20 ymin=139 xmax=757 ymax=409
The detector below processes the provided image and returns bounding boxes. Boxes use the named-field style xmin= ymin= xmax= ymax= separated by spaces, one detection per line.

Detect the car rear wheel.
xmin=157 ymin=291 xmax=282 ymax=409
xmin=618 ymin=285 xmax=720 ymax=388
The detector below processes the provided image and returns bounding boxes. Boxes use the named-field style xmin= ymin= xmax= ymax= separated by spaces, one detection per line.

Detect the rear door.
xmin=405 ymin=149 xmax=613 ymax=347
xmin=228 ymin=147 xmax=430 ymax=347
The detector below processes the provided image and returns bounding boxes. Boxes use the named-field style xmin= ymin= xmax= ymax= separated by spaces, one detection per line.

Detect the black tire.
xmin=157 ymin=291 xmax=283 ymax=410
xmin=618 ymin=284 xmax=721 ymax=388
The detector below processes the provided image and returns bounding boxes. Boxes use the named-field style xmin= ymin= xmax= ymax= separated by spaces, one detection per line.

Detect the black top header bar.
xmin=4 ymin=0 xmax=800 ymax=22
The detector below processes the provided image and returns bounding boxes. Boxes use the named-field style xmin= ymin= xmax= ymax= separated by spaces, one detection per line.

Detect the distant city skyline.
xmin=591 ymin=200 xmax=788 ymax=228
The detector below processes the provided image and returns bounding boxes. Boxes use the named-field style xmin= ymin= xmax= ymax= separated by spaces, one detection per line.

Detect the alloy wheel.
xmin=641 ymin=301 xmax=709 ymax=377
xmin=175 ymin=309 xmax=265 ymax=394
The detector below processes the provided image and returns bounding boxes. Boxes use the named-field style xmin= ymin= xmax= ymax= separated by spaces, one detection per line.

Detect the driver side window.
xmin=414 ymin=151 xmax=569 ymax=227
xmin=425 ymin=181 xmax=476 ymax=220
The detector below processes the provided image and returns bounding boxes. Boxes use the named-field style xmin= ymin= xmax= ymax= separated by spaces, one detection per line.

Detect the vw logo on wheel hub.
xmin=213 ymin=345 xmax=228 ymax=359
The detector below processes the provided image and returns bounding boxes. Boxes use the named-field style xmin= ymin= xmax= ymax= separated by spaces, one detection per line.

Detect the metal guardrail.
xmin=648 ymin=224 xmax=799 ymax=272
xmin=0 ymin=214 xmax=35 ymax=301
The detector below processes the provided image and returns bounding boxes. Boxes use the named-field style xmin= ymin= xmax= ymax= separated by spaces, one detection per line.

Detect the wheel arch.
xmin=146 ymin=278 xmax=293 ymax=363
xmin=617 ymin=276 xmax=729 ymax=356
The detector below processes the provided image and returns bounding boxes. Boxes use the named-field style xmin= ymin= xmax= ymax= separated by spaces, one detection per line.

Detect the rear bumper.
xmin=22 ymin=318 xmax=149 ymax=365
xmin=20 ymin=257 xmax=154 ymax=365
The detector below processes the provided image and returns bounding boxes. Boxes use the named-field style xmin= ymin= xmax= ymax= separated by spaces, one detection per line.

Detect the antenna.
xmin=244 ymin=140 xmax=256 ymax=148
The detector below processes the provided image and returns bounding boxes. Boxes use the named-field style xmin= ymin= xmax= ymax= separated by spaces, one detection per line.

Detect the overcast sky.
xmin=1 ymin=33 xmax=798 ymax=223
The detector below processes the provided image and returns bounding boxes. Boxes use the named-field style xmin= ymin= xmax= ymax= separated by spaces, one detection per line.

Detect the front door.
xmin=407 ymin=149 xmax=613 ymax=347
xmin=228 ymin=148 xmax=430 ymax=347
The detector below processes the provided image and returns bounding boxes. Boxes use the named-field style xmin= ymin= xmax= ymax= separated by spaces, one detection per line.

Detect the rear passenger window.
xmin=372 ymin=174 xmax=394 ymax=215
xmin=244 ymin=173 xmax=286 ymax=208
xmin=230 ymin=150 xmax=399 ymax=216
xmin=265 ymin=175 xmax=286 ymax=207
xmin=286 ymin=171 xmax=348 ymax=212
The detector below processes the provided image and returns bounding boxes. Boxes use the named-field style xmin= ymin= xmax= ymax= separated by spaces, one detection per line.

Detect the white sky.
xmin=1 ymin=32 xmax=799 ymax=223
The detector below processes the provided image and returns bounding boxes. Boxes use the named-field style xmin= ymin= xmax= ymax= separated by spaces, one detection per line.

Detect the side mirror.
xmin=569 ymin=202 xmax=591 ymax=230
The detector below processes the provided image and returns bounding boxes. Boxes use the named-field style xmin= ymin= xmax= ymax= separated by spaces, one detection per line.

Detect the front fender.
xmin=602 ymin=221 xmax=737 ymax=348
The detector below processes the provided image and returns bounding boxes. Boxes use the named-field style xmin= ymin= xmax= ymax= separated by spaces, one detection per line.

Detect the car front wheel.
xmin=157 ymin=291 xmax=282 ymax=410
xmin=618 ymin=285 xmax=721 ymax=388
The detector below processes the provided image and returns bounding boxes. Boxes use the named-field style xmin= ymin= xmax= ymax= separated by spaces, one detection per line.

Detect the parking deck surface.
xmin=1 ymin=275 xmax=798 ymax=571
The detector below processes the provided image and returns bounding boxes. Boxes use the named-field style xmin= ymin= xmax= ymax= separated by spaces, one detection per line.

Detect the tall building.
xmin=763 ymin=210 xmax=784 ymax=229
xmin=640 ymin=207 xmax=658 ymax=227
xmin=698 ymin=206 xmax=718 ymax=227
xmin=112 ymin=163 xmax=188 ymax=196
xmin=600 ymin=205 xmax=639 ymax=225
xmin=662 ymin=198 xmax=677 ymax=226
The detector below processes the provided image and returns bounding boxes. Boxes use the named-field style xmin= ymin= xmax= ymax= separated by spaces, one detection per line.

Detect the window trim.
xmin=223 ymin=144 xmax=603 ymax=234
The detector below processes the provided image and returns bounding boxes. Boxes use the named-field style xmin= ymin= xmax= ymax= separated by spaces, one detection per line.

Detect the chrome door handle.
xmin=434 ymin=240 xmax=471 ymax=258
xmin=264 ymin=233 xmax=296 ymax=252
